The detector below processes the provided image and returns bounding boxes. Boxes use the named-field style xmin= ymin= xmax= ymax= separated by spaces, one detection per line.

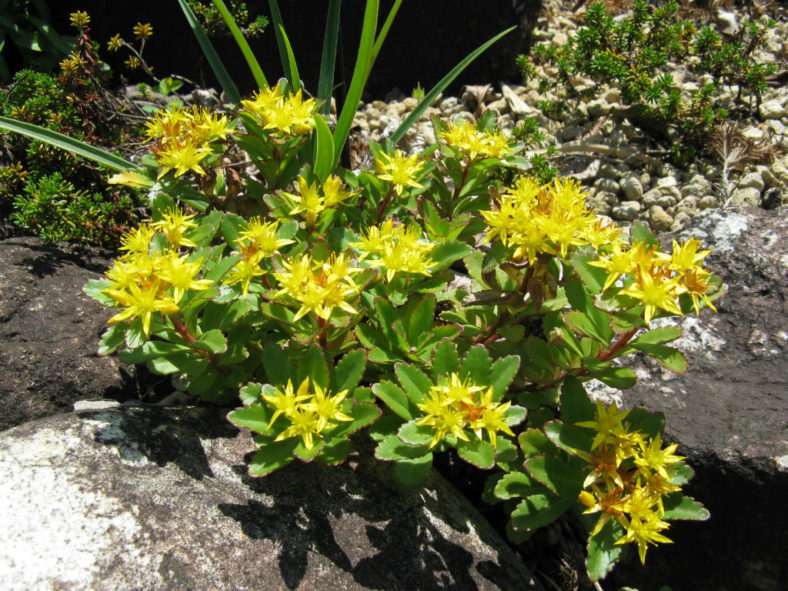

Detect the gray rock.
xmin=649 ymin=205 xmax=674 ymax=231
xmin=739 ymin=171 xmax=765 ymax=192
xmin=680 ymin=183 xmax=706 ymax=198
xmin=0 ymin=237 xmax=142 ymax=432
xmin=759 ymin=100 xmax=788 ymax=120
xmin=587 ymin=99 xmax=611 ymax=117
xmin=620 ymin=174 xmax=644 ymax=201
xmin=587 ymin=191 xmax=616 ymax=216
xmin=729 ymin=187 xmax=762 ymax=207
xmin=671 ymin=211 xmax=692 ymax=231
xmin=0 ymin=406 xmax=542 ymax=591
xmin=699 ymin=195 xmax=719 ymax=209
xmin=593 ymin=177 xmax=620 ymax=195
xmin=611 ymin=200 xmax=642 ymax=221
xmin=501 ymin=84 xmax=535 ymax=117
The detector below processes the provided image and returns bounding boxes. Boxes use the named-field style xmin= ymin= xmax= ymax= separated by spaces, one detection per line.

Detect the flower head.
xmin=375 ymin=150 xmax=426 ymax=196
xmin=69 ymin=11 xmax=90 ymax=30
xmin=133 ymin=22 xmax=154 ymax=40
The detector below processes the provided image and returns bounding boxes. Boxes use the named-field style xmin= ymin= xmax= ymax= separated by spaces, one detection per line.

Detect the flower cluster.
xmin=102 ymin=207 xmax=212 ymax=336
xmin=284 ymin=174 xmax=355 ymax=225
xmin=440 ymin=119 xmax=515 ymax=161
xmin=374 ymin=149 xmax=426 ymax=196
xmin=416 ymin=373 xmax=514 ymax=448
xmin=224 ymin=217 xmax=293 ymax=296
xmin=145 ymin=105 xmax=233 ymax=178
xmin=591 ymin=237 xmax=716 ymax=324
xmin=481 ymin=176 xmax=621 ymax=264
xmin=241 ymin=85 xmax=318 ymax=137
xmin=263 ymin=377 xmax=352 ymax=450
xmin=351 ymin=219 xmax=435 ymax=281
xmin=576 ymin=401 xmax=684 ymax=564
xmin=273 ymin=253 xmax=360 ymax=321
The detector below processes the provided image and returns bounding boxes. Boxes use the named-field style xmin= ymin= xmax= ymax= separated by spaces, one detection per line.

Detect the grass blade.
xmin=390 ymin=26 xmax=516 ymax=144
xmin=267 ymin=0 xmax=297 ymax=90
xmin=333 ymin=0 xmax=378 ymax=167
xmin=371 ymin=0 xmax=402 ymax=68
xmin=277 ymin=24 xmax=301 ymax=92
xmin=312 ymin=113 xmax=335 ymax=182
xmin=211 ymin=0 xmax=267 ymax=89
xmin=0 ymin=115 xmax=138 ymax=171
xmin=317 ymin=0 xmax=342 ymax=114
xmin=176 ymin=0 xmax=240 ymax=103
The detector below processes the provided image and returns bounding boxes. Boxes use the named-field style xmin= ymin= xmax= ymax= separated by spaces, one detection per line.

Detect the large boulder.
xmin=592 ymin=207 xmax=788 ymax=591
xmin=0 ymin=237 xmax=139 ymax=431
xmin=0 ymin=403 xmax=543 ymax=591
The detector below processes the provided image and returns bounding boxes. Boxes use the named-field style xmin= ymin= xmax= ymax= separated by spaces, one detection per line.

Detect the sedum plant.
xmin=2 ymin=0 xmax=723 ymax=583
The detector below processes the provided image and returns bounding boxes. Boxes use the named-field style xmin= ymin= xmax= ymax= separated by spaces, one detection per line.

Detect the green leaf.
xmin=457 ymin=438 xmax=496 ymax=469
xmin=392 ymin=453 xmax=433 ymax=488
xmin=429 ymin=241 xmax=473 ymax=268
xmin=372 ymin=380 xmax=413 ymax=420
xmin=662 ymin=493 xmax=710 ymax=520
xmin=460 ymin=345 xmax=492 ymax=385
xmin=570 ymin=252 xmax=608 ymax=295
xmin=97 ymin=323 xmax=126 ymax=355
xmin=398 ymin=419 xmax=434 ymax=446
xmin=276 ymin=22 xmax=301 ymax=92
xmin=192 ymin=329 xmax=228 ymax=354
xmin=124 ymin=318 xmax=146 ymax=350
xmin=213 ymin=0 xmax=267 ymax=88
xmin=630 ymin=343 xmax=688 ymax=373
xmin=669 ymin=461 xmax=695 ymax=486
xmin=239 ymin=382 xmax=263 ymax=406
xmin=375 ymin=434 xmax=431 ymax=461
xmin=312 ymin=113 xmax=335 ymax=182
xmin=586 ymin=519 xmax=625 ymax=582
xmin=262 ymin=342 xmax=293 ymax=387
xmin=293 ymin=438 xmax=325 ymax=462
xmin=331 ymin=402 xmax=381 ymax=437
xmin=333 ymin=0 xmax=379 ymax=166
xmin=431 ymin=339 xmax=459 ymax=381
xmin=220 ymin=212 xmax=246 ymax=246
xmin=543 ymin=421 xmax=593 ymax=456
xmin=297 ymin=346 xmax=330 ymax=389
xmin=316 ymin=0 xmax=341 ymax=114
xmin=509 ymin=494 xmax=573 ymax=532
xmin=394 ymin=363 xmax=432 ymax=404
xmin=227 ymin=404 xmax=274 ymax=435
xmin=630 ymin=221 xmax=658 ymax=246
xmin=318 ymin=437 xmax=350 ymax=465
xmin=490 ymin=355 xmax=520 ymax=400
xmin=493 ymin=471 xmax=543 ymax=500
xmin=631 ymin=325 xmax=682 ymax=345
xmin=332 ymin=350 xmax=367 ymax=393
xmin=524 ymin=455 xmax=585 ymax=496
xmin=518 ymin=428 xmax=556 ymax=457
xmin=565 ymin=279 xmax=613 ymax=343
xmin=594 ymin=367 xmax=637 ymax=389
xmin=200 ymin=299 xmax=251 ymax=331
xmin=390 ymin=26 xmax=516 ymax=144
xmin=176 ymin=0 xmax=240 ymax=103
xmin=560 ymin=377 xmax=595 ymax=423
xmin=404 ymin=294 xmax=436 ymax=347
xmin=248 ymin=439 xmax=297 ymax=476
xmin=0 ymin=115 xmax=138 ymax=171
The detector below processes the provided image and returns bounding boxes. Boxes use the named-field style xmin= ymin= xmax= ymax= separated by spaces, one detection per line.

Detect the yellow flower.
xmin=107 ymin=34 xmax=124 ymax=52
xmin=156 ymin=252 xmax=213 ymax=302
xmin=119 ymin=224 xmax=155 ymax=255
xmin=69 ymin=11 xmax=90 ymax=30
xmin=267 ymin=377 xmax=354 ymax=450
xmin=668 ymin=238 xmax=711 ymax=273
xmin=151 ymin=207 xmax=198 ymax=248
xmin=189 ymin=107 xmax=234 ymax=143
xmin=273 ymin=253 xmax=360 ymax=321
xmin=223 ymin=250 xmax=266 ymax=297
xmin=633 ymin=434 xmax=684 ymax=483
xmin=321 ymin=174 xmax=355 ymax=207
xmin=243 ymin=87 xmax=317 ymax=136
xmin=351 ymin=221 xmax=435 ymax=282
xmin=124 ymin=56 xmax=141 ymax=71
xmin=105 ymin=280 xmax=179 ymax=337
xmin=440 ymin=120 xmax=515 ymax=160
xmin=285 ymin=176 xmax=325 ymax=225
xmin=375 ymin=150 xmax=425 ymax=196
xmin=133 ymin=22 xmax=154 ymax=40
xmin=614 ymin=488 xmax=673 ymax=564
xmin=156 ymin=141 xmax=212 ymax=178
xmin=679 ymin=268 xmax=717 ymax=316
xmin=621 ymin=265 xmax=684 ymax=325
xmin=576 ymin=400 xmax=632 ymax=451
xmin=237 ymin=217 xmax=293 ymax=257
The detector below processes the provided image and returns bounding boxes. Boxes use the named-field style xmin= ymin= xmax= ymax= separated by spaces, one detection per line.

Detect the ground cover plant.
xmin=519 ymin=0 xmax=777 ymax=161
xmin=1 ymin=0 xmax=725 ymax=584
xmin=0 ymin=11 xmax=143 ymax=245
